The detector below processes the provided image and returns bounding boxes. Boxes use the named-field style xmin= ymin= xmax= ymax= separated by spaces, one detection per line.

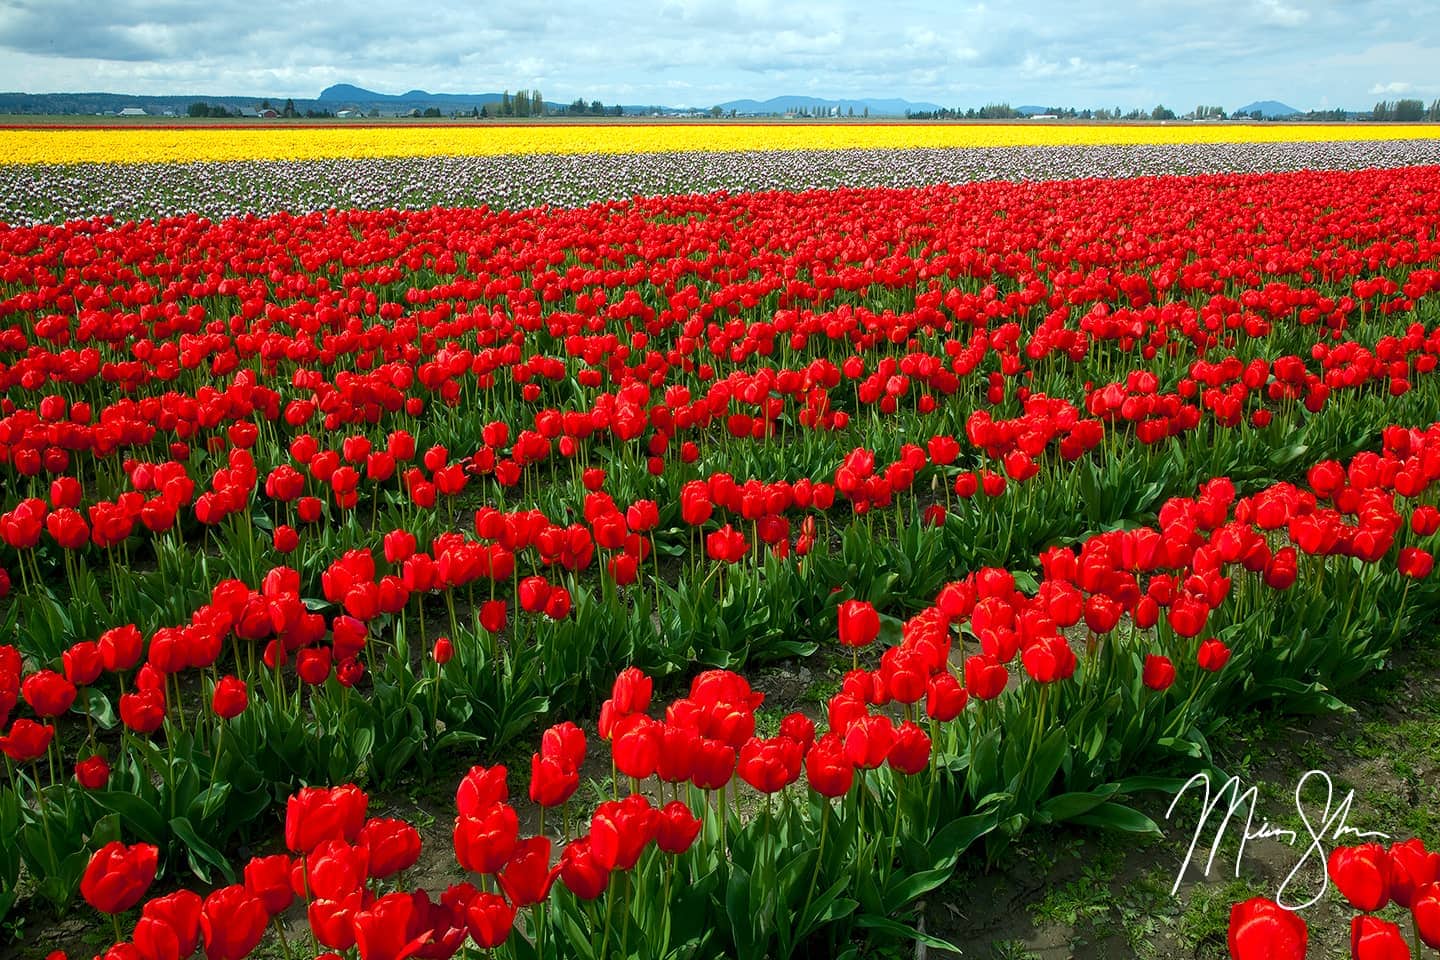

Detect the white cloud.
xmin=0 ymin=0 xmax=1435 ymax=112
xmin=1257 ymin=0 xmax=1309 ymax=26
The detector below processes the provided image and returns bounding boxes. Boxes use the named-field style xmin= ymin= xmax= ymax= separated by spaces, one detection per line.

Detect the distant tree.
xmin=531 ymin=89 xmax=544 ymax=116
xmin=977 ymin=103 xmax=1017 ymax=119
xmin=863 ymin=106 xmax=869 ymax=118
xmin=710 ymin=105 xmax=723 ymax=118
xmin=590 ymin=99 xmax=604 ymax=115
xmin=282 ymin=98 xmax=297 ymax=119
xmin=187 ymin=101 xmax=209 ymax=118
xmin=260 ymin=99 xmax=272 ymax=111
xmin=368 ymin=108 xmax=380 ymax=118
xmin=480 ymin=105 xmax=488 ymax=118
xmin=1151 ymin=104 xmax=1175 ymax=120
xmin=1430 ymin=99 xmax=1440 ymax=122
xmin=501 ymin=91 xmax=512 ymax=117
xmin=422 ymin=107 xmax=441 ymax=118
xmin=1373 ymin=101 xmax=1391 ymax=121
xmin=612 ymin=104 xmax=624 ymax=117
xmin=1394 ymin=98 xmax=1425 ymax=121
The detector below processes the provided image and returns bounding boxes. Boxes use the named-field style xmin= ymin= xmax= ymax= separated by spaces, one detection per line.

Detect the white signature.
xmin=1165 ymin=770 xmax=1390 ymax=909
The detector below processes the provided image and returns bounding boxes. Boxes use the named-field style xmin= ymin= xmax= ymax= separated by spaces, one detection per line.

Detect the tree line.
xmin=186 ymin=99 xmax=339 ymax=119
xmin=1371 ymin=99 xmax=1440 ymax=121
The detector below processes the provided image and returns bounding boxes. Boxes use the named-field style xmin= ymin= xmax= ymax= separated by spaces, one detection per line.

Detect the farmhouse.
xmin=117 ymin=107 xmax=146 ymax=117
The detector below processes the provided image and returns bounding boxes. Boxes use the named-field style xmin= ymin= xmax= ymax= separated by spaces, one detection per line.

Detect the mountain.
xmin=318 ymin=84 xmax=564 ymax=112
xmin=1234 ymin=100 xmax=1301 ymax=118
xmin=713 ymin=95 xmax=941 ymax=117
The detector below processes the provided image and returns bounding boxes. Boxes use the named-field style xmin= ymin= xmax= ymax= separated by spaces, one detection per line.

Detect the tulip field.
xmin=1 ymin=123 xmax=1440 ymax=959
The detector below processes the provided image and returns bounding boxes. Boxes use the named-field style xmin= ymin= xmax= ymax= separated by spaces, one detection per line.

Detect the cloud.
xmin=1369 ymin=81 xmax=1412 ymax=94
xmin=1257 ymin=0 xmax=1309 ymax=27
xmin=0 ymin=0 xmax=1436 ymax=111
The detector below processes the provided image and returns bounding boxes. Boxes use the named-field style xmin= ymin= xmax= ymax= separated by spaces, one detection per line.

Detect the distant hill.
xmin=318 ymin=84 xmax=566 ymax=113
xmin=713 ymin=95 xmax=940 ymax=116
xmin=1234 ymin=100 xmax=1301 ymax=118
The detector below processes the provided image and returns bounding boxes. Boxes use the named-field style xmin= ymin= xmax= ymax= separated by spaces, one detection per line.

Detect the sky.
xmin=0 ymin=0 xmax=1436 ymax=112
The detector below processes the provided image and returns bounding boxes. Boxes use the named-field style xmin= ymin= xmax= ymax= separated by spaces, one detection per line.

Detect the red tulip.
xmin=1398 ymin=547 xmax=1433 ymax=579
xmin=352 ymin=892 xmax=434 ymax=960
xmin=22 ymin=669 xmax=77 ymax=717
xmin=1 ymin=718 xmax=55 ymax=762
xmin=98 ymin=624 xmax=144 ymax=672
xmin=843 ymin=714 xmax=896 ymax=770
xmin=541 ymin=720 xmax=586 ymax=770
xmin=805 ymin=732 xmax=854 ymax=798
xmin=589 ymin=794 xmax=659 ymax=871
xmin=656 ymin=801 xmax=702 ymax=854
xmin=737 ymin=735 xmax=804 ymax=793
xmin=243 ymin=853 xmax=295 ymax=915
xmin=464 ymin=892 xmax=515 ymax=949
xmin=285 ymin=784 xmax=369 ymax=853
xmin=200 ymin=885 xmax=269 ymax=960
xmin=1021 ymin=635 xmax=1076 ymax=683
xmin=887 ymin=721 xmax=932 ymax=775
xmin=456 ymin=764 xmax=508 ymax=817
xmin=964 ymin=654 xmax=1009 ymax=701
xmin=837 ymin=599 xmax=880 ymax=648
xmin=1197 ymin=637 xmax=1232 ymax=672
xmin=305 ymin=839 xmax=371 ymax=901
xmin=1329 ymin=842 xmax=1391 ymax=912
xmin=498 ymin=836 xmax=557 ymax=908
xmin=1388 ymin=839 xmax=1440 ymax=909
xmin=75 ymin=755 xmax=110 ymax=790
xmin=309 ymin=890 xmax=367 ymax=951
xmin=210 ymin=675 xmax=248 ymax=719
xmin=778 ymin=712 xmax=816 ymax=751
xmin=690 ymin=737 xmax=736 ymax=791
xmin=453 ymin=803 xmax=519 ymax=875
xmin=63 ymin=641 xmax=105 ymax=687
xmin=1142 ymin=654 xmax=1176 ymax=691
xmin=529 ymin=752 xmax=579 ymax=808
xmin=558 ymin=838 xmax=611 ymax=900
xmin=1350 ymin=916 xmax=1411 ymax=959
xmin=81 ymin=841 xmax=159 ymax=914
xmin=1227 ymin=897 xmax=1306 ymax=960
xmin=611 ymin=666 xmax=652 ymax=714
xmin=925 ymin=672 xmax=968 ymax=721
xmin=1414 ymin=882 xmax=1440 ymax=948
xmin=359 ymin=817 xmax=422 ymax=880
xmin=133 ymin=889 xmax=202 ymax=960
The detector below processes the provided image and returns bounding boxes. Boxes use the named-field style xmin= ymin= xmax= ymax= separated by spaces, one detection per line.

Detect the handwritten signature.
xmin=1165 ymin=769 xmax=1390 ymax=909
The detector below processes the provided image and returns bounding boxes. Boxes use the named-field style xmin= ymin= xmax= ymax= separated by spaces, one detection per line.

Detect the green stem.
xmin=798 ymin=801 xmax=830 ymax=923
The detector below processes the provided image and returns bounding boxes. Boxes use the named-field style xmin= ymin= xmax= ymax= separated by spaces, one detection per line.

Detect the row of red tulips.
xmin=1231 ymin=838 xmax=1440 ymax=958
xmin=6 ymin=411 xmax=1439 ymax=953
